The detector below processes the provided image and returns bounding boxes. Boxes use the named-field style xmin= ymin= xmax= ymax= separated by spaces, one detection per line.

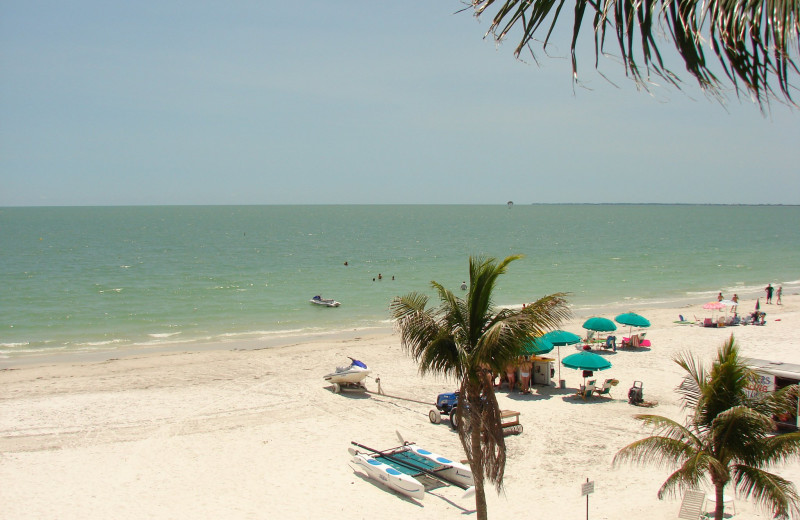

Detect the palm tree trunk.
xmin=714 ymin=484 xmax=726 ymax=519
xmin=471 ymin=423 xmax=488 ymax=520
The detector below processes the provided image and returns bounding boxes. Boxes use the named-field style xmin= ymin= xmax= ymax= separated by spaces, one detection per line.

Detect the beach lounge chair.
xmin=621 ymin=334 xmax=639 ymax=348
xmin=594 ymin=378 xmax=619 ymax=396
xmin=576 ymin=380 xmax=596 ymax=399
xmin=677 ymin=489 xmax=706 ymax=519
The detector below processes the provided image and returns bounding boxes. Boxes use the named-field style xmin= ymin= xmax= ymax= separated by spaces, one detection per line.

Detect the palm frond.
xmin=748 ymin=383 xmax=800 ymax=419
xmin=518 ymin=292 xmax=572 ymax=334
xmin=709 ymin=405 xmax=775 ymax=460
xmin=757 ymin=431 xmax=800 ymax=467
xmin=634 ymin=414 xmax=702 ymax=445
xmin=613 ymin=335 xmax=800 ymax=515
xmin=656 ymin=452 xmax=710 ymax=499
xmin=468 ymin=0 xmax=800 ymax=107
xmin=732 ymin=464 xmax=800 ymax=519
xmin=614 ymin=433 xmax=697 ymax=469
xmin=390 ymin=292 xmax=462 ymax=378
xmin=393 ymin=254 xmax=572 ymax=511
xmin=673 ymin=350 xmax=706 ymax=413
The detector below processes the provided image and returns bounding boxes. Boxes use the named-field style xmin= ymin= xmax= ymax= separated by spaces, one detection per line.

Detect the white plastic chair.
xmin=678 ymin=489 xmax=706 ymax=520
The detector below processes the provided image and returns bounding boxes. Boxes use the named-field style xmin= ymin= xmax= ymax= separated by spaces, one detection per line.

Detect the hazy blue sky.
xmin=2 ymin=1 xmax=798 ymax=205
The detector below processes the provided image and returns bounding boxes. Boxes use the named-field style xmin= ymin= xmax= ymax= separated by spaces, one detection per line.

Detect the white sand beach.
xmin=2 ymin=296 xmax=799 ymax=520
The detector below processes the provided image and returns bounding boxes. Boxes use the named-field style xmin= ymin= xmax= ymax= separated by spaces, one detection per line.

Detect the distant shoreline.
xmin=2 ymin=202 xmax=799 ymax=209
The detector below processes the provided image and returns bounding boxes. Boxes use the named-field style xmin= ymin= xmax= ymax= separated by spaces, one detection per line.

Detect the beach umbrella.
xmin=614 ymin=312 xmax=651 ymax=328
xmin=755 ymin=298 xmax=760 ymax=311
xmin=582 ymin=317 xmax=617 ymax=344
xmin=543 ymin=330 xmax=583 ymax=346
xmin=542 ymin=330 xmax=582 ymax=384
xmin=719 ymin=300 xmax=738 ymax=316
xmin=562 ymin=350 xmax=612 ymax=386
xmin=615 ymin=312 xmax=651 ymax=337
xmin=702 ymin=301 xmax=725 ymax=322
xmin=520 ymin=336 xmax=554 ymax=356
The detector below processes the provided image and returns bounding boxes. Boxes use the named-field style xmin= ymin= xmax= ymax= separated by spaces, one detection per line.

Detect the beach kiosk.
xmin=745 ymin=358 xmax=800 ymax=431
xmin=531 ymin=355 xmax=555 ymax=386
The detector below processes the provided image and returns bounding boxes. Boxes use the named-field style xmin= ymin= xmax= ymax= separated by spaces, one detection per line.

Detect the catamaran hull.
xmin=404 ymin=445 xmax=474 ymax=488
xmin=352 ymin=453 xmax=425 ymax=500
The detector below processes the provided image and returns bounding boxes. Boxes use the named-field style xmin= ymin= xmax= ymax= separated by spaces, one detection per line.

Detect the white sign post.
xmin=582 ymin=478 xmax=595 ymax=520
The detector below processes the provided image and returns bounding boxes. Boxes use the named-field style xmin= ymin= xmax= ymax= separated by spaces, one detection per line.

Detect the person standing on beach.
xmin=505 ymin=362 xmax=517 ymax=392
xmin=518 ymin=358 xmax=532 ymax=394
xmin=765 ymin=283 xmax=774 ymax=303
xmin=776 ymin=286 xmax=782 ymax=305
xmin=717 ymin=292 xmax=724 ymax=301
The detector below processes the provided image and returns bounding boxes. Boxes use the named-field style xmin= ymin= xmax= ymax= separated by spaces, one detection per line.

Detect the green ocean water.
xmin=1 ymin=205 xmax=798 ymax=360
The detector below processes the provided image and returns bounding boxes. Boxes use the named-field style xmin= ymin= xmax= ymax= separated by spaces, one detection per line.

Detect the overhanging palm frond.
xmin=468 ymin=0 xmax=800 ymax=107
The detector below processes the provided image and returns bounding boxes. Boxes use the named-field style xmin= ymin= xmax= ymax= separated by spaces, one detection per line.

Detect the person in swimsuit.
xmin=776 ymin=286 xmax=782 ymax=305
xmin=766 ymin=283 xmax=774 ymax=303
xmin=505 ymin=362 xmax=517 ymax=392
xmin=518 ymin=358 xmax=533 ymax=394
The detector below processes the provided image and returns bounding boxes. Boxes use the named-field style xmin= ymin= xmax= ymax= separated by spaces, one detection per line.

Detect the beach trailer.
xmin=745 ymin=358 xmax=800 ymax=431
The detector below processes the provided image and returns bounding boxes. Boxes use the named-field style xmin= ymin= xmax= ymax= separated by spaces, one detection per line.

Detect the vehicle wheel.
xmin=332 ymin=383 xmax=340 ymax=393
xmin=429 ymin=409 xmax=441 ymax=424
xmin=449 ymin=407 xmax=459 ymax=430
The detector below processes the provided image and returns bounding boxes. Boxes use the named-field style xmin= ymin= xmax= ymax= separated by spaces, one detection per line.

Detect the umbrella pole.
xmin=557 ymin=347 xmax=561 ymax=384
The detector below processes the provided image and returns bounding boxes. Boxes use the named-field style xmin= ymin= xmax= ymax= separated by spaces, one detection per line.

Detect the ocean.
xmin=2 ymin=204 xmax=798 ymax=362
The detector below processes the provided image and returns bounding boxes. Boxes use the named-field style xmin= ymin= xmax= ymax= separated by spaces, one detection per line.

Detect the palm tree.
xmin=614 ymin=335 xmax=800 ymax=519
xmin=465 ymin=0 xmax=800 ymax=108
xmin=389 ymin=255 xmax=570 ymax=520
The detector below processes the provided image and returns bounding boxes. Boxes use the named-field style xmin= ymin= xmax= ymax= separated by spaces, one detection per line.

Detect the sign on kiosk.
xmin=745 ymin=372 xmax=776 ymax=398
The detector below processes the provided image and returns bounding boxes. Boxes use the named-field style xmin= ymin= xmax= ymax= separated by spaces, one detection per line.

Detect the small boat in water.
xmin=310 ymin=295 xmax=340 ymax=307
xmin=324 ymin=358 xmax=370 ymax=392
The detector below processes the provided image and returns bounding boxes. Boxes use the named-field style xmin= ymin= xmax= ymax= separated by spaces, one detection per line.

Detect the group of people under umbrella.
xmin=519 ymin=312 xmax=651 ymax=394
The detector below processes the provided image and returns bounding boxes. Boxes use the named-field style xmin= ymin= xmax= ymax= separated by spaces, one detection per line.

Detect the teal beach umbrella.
xmin=542 ymin=330 xmax=582 ymax=346
xmin=614 ymin=313 xmax=651 ymax=328
xmin=521 ymin=336 xmax=554 ymax=356
xmin=582 ymin=317 xmax=618 ymax=332
xmin=615 ymin=312 xmax=651 ymax=337
xmin=542 ymin=330 xmax=582 ymax=383
xmin=562 ymin=350 xmax=612 ymax=386
xmin=562 ymin=350 xmax=612 ymax=371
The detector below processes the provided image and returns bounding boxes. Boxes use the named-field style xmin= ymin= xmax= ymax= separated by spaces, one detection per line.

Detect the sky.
xmin=1 ymin=1 xmax=798 ymax=206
